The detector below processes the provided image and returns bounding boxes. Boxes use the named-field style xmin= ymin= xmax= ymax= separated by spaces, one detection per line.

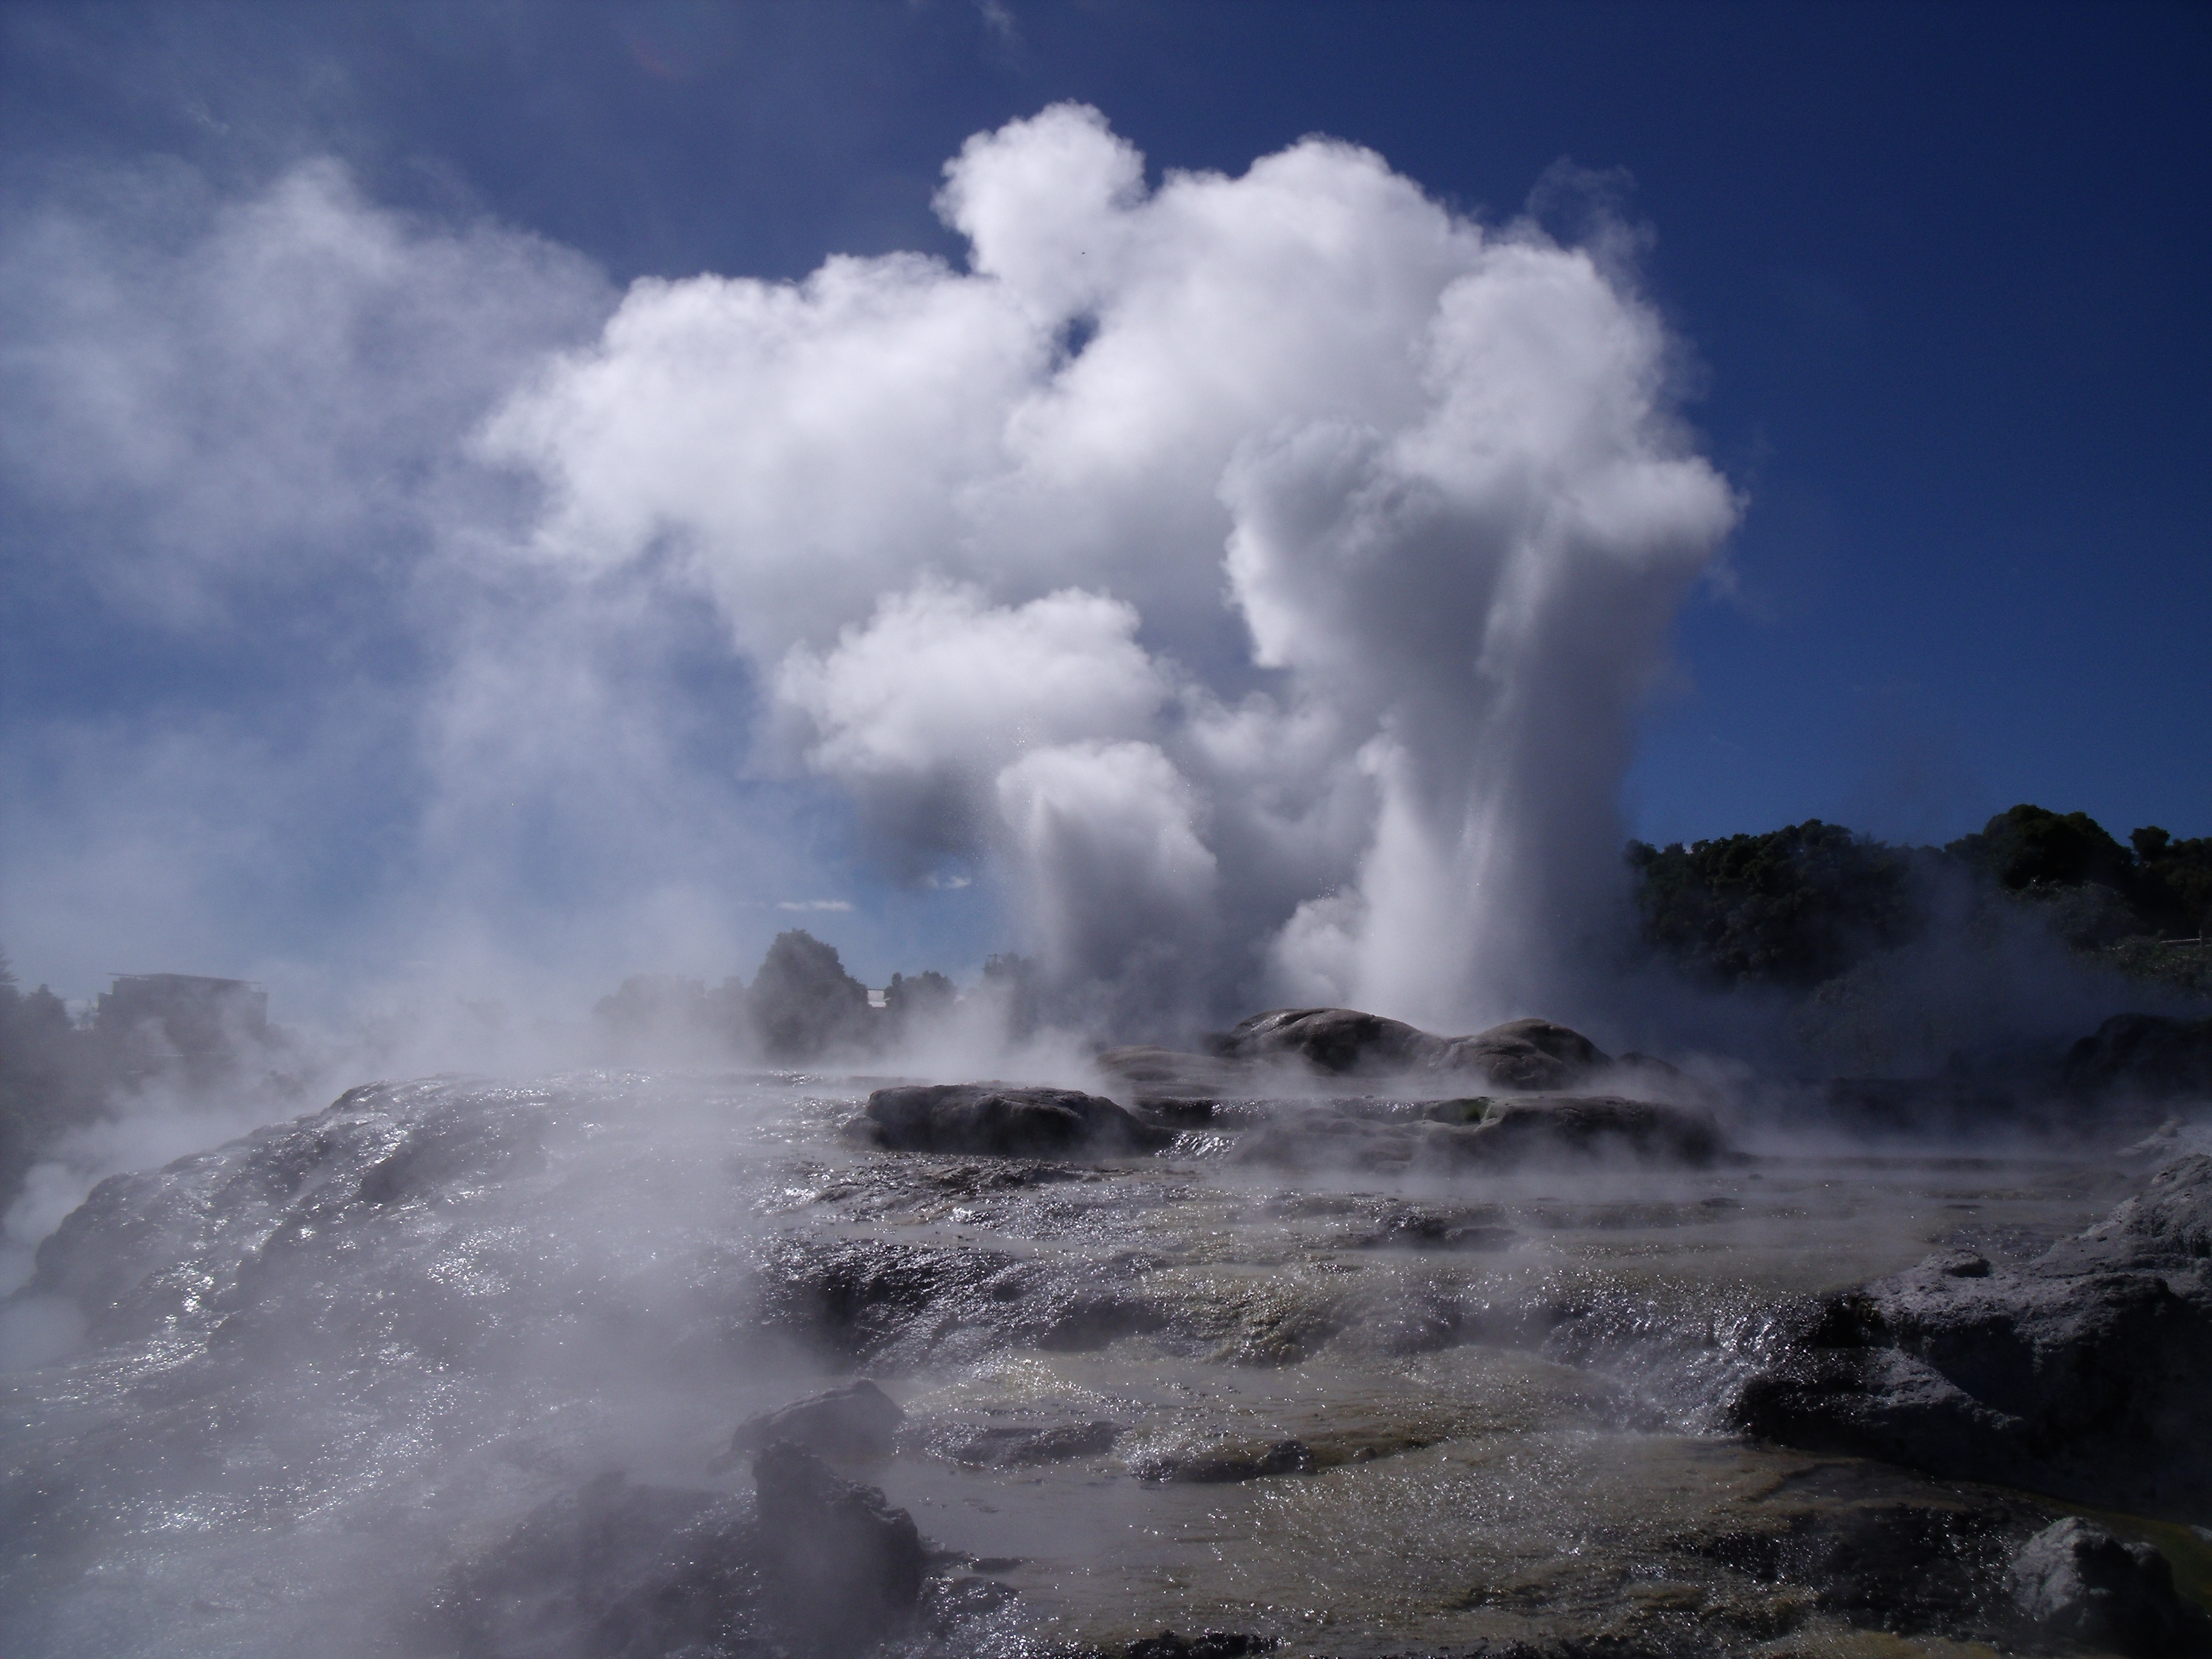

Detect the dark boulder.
xmin=1437 ymin=1016 xmax=1610 ymax=1090
xmin=2009 ymin=1518 xmax=2212 ymax=1657
xmin=707 ymin=1378 xmax=903 ymax=1473
xmin=2063 ymin=1013 xmax=2212 ymax=1104
xmin=1196 ymin=1007 xmax=1617 ymax=1091
xmin=1732 ymin=1154 xmax=2212 ymax=1519
xmin=1212 ymin=1007 xmax=1446 ymax=1074
xmin=1123 ymin=1632 xmax=1277 ymax=1657
xmin=858 ymin=1083 xmax=1171 ymax=1157
xmin=431 ymin=1444 xmax=924 ymax=1659
xmin=754 ymin=1439 xmax=925 ymax=1654
xmin=1133 ymin=1438 xmax=1315 ymax=1483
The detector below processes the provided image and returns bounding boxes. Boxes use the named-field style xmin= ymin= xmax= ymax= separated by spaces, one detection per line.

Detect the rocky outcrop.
xmin=1230 ymin=1094 xmax=1724 ymax=1175
xmin=753 ymin=1439 xmax=925 ymax=1652
xmin=1093 ymin=1009 xmax=1711 ymax=1114
xmin=2063 ymin=1013 xmax=2212 ymax=1104
xmin=1210 ymin=1008 xmax=1611 ymax=1092
xmin=706 ymin=1379 xmax=903 ymax=1472
xmin=432 ymin=1444 xmax=925 ymax=1659
xmin=2009 ymin=1518 xmax=2212 ymax=1657
xmin=751 ymin=1234 xmax=1171 ymax=1369
xmin=1732 ymin=1154 xmax=2212 ymax=1519
xmin=854 ymin=1084 xmax=1172 ymax=1158
xmin=913 ymin=1417 xmax=1122 ymax=1467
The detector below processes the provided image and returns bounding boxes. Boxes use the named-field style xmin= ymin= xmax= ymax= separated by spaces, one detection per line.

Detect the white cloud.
xmin=1 ymin=158 xmax=611 ymax=623
xmin=486 ymin=104 xmax=1737 ymax=1030
xmin=4 ymin=109 xmax=1737 ymax=1039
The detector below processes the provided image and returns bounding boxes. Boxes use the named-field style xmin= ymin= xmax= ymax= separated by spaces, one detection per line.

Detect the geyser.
xmin=486 ymin=102 xmax=1737 ymax=1033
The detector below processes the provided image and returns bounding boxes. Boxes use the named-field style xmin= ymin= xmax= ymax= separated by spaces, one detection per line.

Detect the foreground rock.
xmin=2009 ymin=1517 xmax=2212 ymax=1657
xmin=1232 ymin=1094 xmax=1725 ymax=1175
xmin=1732 ymin=1153 xmax=2212 ymax=1519
xmin=707 ymin=1378 xmax=903 ymax=1472
xmin=433 ymin=1443 xmax=926 ymax=1658
xmin=753 ymin=1439 xmax=925 ymax=1651
xmin=856 ymin=1084 xmax=1171 ymax=1157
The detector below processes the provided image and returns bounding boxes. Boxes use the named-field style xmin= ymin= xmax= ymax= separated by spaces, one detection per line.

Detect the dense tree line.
xmin=0 ymin=958 xmax=115 ymax=1215
xmin=591 ymin=930 xmax=988 ymax=1062
xmin=1628 ymin=804 xmax=2212 ymax=992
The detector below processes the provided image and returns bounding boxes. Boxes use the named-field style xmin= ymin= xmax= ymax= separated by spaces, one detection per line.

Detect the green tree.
xmin=1626 ymin=820 xmax=1932 ymax=988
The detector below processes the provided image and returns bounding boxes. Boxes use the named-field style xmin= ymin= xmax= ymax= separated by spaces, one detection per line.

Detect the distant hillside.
xmin=1627 ymin=804 xmax=2212 ymax=997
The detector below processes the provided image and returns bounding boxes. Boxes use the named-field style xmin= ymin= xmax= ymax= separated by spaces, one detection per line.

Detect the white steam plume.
xmin=486 ymin=104 xmax=1737 ymax=1033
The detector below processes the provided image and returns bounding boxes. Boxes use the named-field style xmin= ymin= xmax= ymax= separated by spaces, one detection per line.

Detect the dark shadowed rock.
xmin=2010 ymin=1518 xmax=2212 ymax=1655
xmin=1133 ymin=1438 xmax=1315 ymax=1483
xmin=754 ymin=1439 xmax=925 ymax=1654
xmin=431 ymin=1473 xmax=760 ymax=1659
xmin=1438 ymin=1016 xmax=1610 ymax=1090
xmin=859 ymin=1083 xmax=1171 ymax=1157
xmin=2064 ymin=1013 xmax=2212 ymax=1104
xmin=1210 ymin=1007 xmax=1613 ymax=1091
xmin=1732 ymin=1154 xmax=2212 ymax=1519
xmin=430 ymin=1445 xmax=925 ymax=1659
xmin=1123 ymin=1631 xmax=1278 ymax=1657
xmin=1213 ymin=1007 xmax=1446 ymax=1073
xmin=707 ymin=1378 xmax=903 ymax=1473
xmin=1100 ymin=1007 xmax=1631 ymax=1102
xmin=942 ymin=1419 xmax=1121 ymax=1466
xmin=2009 ymin=1517 xmax=2212 ymax=1657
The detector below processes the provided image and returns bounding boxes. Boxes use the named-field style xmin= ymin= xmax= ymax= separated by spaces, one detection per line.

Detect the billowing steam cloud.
xmin=484 ymin=105 xmax=1737 ymax=1031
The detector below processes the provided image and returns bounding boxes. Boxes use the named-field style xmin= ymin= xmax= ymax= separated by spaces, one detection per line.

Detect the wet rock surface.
xmin=1732 ymin=1153 xmax=2212 ymax=1518
xmin=6 ymin=1068 xmax=2210 ymax=1659
xmin=2063 ymin=1013 xmax=2212 ymax=1104
xmin=928 ymin=1417 xmax=1121 ymax=1467
xmin=433 ymin=1443 xmax=927 ymax=1659
xmin=708 ymin=1378 xmax=903 ymax=1471
xmin=2009 ymin=1517 xmax=2212 ymax=1657
xmin=1212 ymin=1009 xmax=1610 ymax=1092
xmin=858 ymin=1082 xmax=1173 ymax=1156
xmin=1230 ymin=1094 xmax=1723 ymax=1173
xmin=1097 ymin=1009 xmax=1715 ymax=1122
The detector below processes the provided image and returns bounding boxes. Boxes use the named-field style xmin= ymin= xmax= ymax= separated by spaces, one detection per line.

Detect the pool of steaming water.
xmin=0 ymin=1073 xmax=2151 ymax=1657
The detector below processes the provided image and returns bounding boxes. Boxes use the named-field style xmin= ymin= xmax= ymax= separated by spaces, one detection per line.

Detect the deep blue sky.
xmin=4 ymin=0 xmax=2208 ymax=1002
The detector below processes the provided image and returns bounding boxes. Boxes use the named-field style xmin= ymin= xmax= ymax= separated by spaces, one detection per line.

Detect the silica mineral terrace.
xmin=4 ymin=1006 xmax=2211 ymax=1659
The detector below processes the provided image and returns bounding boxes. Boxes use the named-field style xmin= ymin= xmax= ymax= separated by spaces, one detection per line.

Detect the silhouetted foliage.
xmin=1626 ymin=820 xmax=1934 ymax=988
xmin=2129 ymin=826 xmax=2212 ymax=937
xmin=749 ymin=931 xmax=874 ymax=1061
xmin=1629 ymin=805 xmax=2212 ymax=997
xmin=1945 ymin=803 xmax=2133 ymax=892
xmin=883 ymin=970 xmax=955 ymax=1039
xmin=591 ymin=973 xmax=747 ymax=1060
xmin=0 ymin=953 xmax=114 ymax=1211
